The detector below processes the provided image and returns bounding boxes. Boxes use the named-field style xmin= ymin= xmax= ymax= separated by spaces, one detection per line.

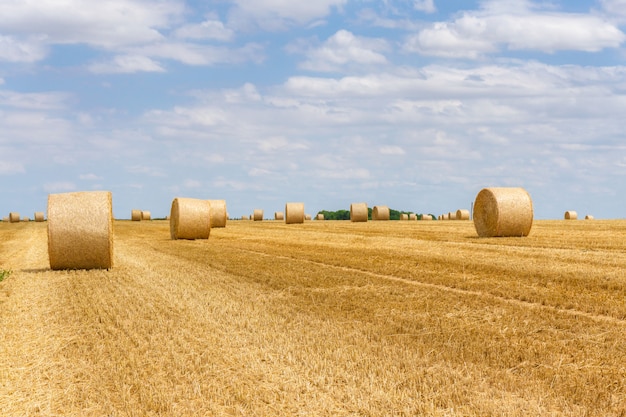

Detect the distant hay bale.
xmin=241 ymin=215 xmax=249 ymax=220
xmin=47 ymin=191 xmax=114 ymax=270
xmin=400 ymin=213 xmax=409 ymax=221
xmin=131 ymin=210 xmax=142 ymax=221
xmin=447 ymin=212 xmax=455 ymax=220
xmin=169 ymin=197 xmax=211 ymax=240
xmin=456 ymin=209 xmax=470 ymax=221
xmin=22 ymin=217 xmax=30 ymax=222
xmin=473 ymin=187 xmax=533 ymax=238
xmin=409 ymin=213 xmax=417 ymax=221
xmin=274 ymin=211 xmax=284 ymax=221
xmin=316 ymin=213 xmax=324 ymax=220
xmin=564 ymin=210 xmax=578 ymax=220
xmin=9 ymin=212 xmax=20 ymax=223
xmin=305 ymin=214 xmax=311 ymax=221
xmin=208 ymin=200 xmax=227 ymax=228
xmin=2 ymin=217 xmax=8 ymax=222
xmin=34 ymin=212 xmax=45 ymax=222
xmin=285 ymin=202 xmax=304 ymax=224
xmin=253 ymin=209 xmax=263 ymax=221
xmin=141 ymin=210 xmax=151 ymax=221
xmin=585 ymin=215 xmax=594 ymax=220
xmin=372 ymin=205 xmax=390 ymax=221
xmin=350 ymin=203 xmax=368 ymax=222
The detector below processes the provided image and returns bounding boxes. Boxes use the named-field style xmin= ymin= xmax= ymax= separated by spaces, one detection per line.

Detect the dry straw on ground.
xmin=169 ymin=197 xmax=211 ymax=240
xmin=141 ymin=211 xmax=151 ymax=221
xmin=47 ymin=190 xmax=114 ymax=270
xmin=456 ymin=209 xmax=470 ymax=221
xmin=274 ymin=212 xmax=284 ymax=221
xmin=372 ymin=205 xmax=390 ymax=221
xmin=285 ymin=203 xmax=305 ymax=224
xmin=9 ymin=212 xmax=20 ymax=223
xmin=131 ymin=210 xmax=142 ymax=221
xmin=34 ymin=212 xmax=45 ymax=222
xmin=473 ymin=187 xmax=533 ymax=237
xmin=350 ymin=203 xmax=368 ymax=222
xmin=208 ymin=200 xmax=227 ymax=228
xmin=253 ymin=209 xmax=263 ymax=221
xmin=565 ymin=210 xmax=578 ymax=220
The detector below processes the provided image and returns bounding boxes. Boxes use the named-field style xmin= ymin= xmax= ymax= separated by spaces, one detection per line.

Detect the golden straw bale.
xmin=473 ymin=187 xmax=533 ymax=237
xmin=316 ymin=213 xmax=324 ymax=220
xmin=208 ymin=200 xmax=227 ymax=228
xmin=285 ymin=202 xmax=305 ymax=224
xmin=253 ymin=209 xmax=263 ymax=221
xmin=456 ymin=209 xmax=470 ymax=221
xmin=448 ymin=212 xmax=454 ymax=220
xmin=422 ymin=214 xmax=433 ymax=220
xmin=141 ymin=210 xmax=151 ymax=221
xmin=241 ymin=215 xmax=249 ymax=220
xmin=305 ymin=214 xmax=311 ymax=221
xmin=564 ymin=210 xmax=578 ymax=220
xmin=274 ymin=211 xmax=284 ymax=221
xmin=9 ymin=212 xmax=20 ymax=223
xmin=400 ymin=213 xmax=408 ymax=221
xmin=131 ymin=209 xmax=142 ymax=221
xmin=34 ymin=212 xmax=45 ymax=222
xmin=409 ymin=213 xmax=417 ymax=220
xmin=169 ymin=197 xmax=211 ymax=240
xmin=2 ymin=217 xmax=8 ymax=222
xmin=585 ymin=215 xmax=594 ymax=220
xmin=372 ymin=205 xmax=390 ymax=221
xmin=47 ymin=191 xmax=114 ymax=270
xmin=22 ymin=217 xmax=30 ymax=222
xmin=350 ymin=203 xmax=368 ymax=222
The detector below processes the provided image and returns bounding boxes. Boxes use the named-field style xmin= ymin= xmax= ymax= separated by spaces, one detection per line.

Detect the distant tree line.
xmin=317 ymin=208 xmax=437 ymax=220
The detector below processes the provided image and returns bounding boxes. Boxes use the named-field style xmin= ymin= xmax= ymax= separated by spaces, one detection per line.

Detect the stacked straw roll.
xmin=141 ymin=210 xmax=151 ymax=221
xmin=372 ymin=205 xmax=390 ymax=221
xmin=47 ymin=191 xmax=114 ymax=270
xmin=253 ymin=209 xmax=263 ymax=221
xmin=564 ymin=210 xmax=577 ymax=220
xmin=131 ymin=209 xmax=142 ymax=221
xmin=274 ymin=211 xmax=284 ymax=221
xmin=9 ymin=212 xmax=20 ymax=223
xmin=350 ymin=203 xmax=368 ymax=222
xmin=473 ymin=187 xmax=533 ymax=237
xmin=170 ymin=197 xmax=211 ymax=240
xmin=34 ymin=212 xmax=45 ymax=222
xmin=456 ymin=209 xmax=470 ymax=221
xmin=285 ymin=202 xmax=305 ymax=224
xmin=208 ymin=199 xmax=227 ymax=228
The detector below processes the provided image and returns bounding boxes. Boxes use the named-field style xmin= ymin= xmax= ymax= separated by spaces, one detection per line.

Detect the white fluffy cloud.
xmin=228 ymin=0 xmax=348 ymax=30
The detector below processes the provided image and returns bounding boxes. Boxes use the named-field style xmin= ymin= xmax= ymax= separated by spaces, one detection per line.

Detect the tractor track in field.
xmin=233 ymin=246 xmax=626 ymax=328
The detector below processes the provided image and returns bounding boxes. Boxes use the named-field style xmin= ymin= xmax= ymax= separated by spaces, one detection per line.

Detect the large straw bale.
xmin=34 ymin=212 xmax=45 ymax=222
xmin=208 ymin=199 xmax=227 ymax=228
xmin=350 ymin=203 xmax=368 ymax=222
xmin=47 ymin=191 xmax=114 ymax=270
xmin=285 ymin=202 xmax=305 ymax=224
xmin=456 ymin=209 xmax=470 ymax=221
xmin=372 ymin=205 xmax=390 ymax=221
xmin=253 ymin=209 xmax=263 ymax=221
xmin=564 ymin=210 xmax=578 ymax=220
xmin=170 ymin=197 xmax=211 ymax=240
xmin=131 ymin=209 xmax=142 ymax=221
xmin=274 ymin=211 xmax=284 ymax=220
xmin=473 ymin=187 xmax=533 ymax=237
xmin=141 ymin=210 xmax=151 ymax=221
xmin=9 ymin=212 xmax=20 ymax=223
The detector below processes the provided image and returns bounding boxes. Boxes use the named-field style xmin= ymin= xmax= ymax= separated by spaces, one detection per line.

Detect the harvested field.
xmin=1 ymin=219 xmax=626 ymax=416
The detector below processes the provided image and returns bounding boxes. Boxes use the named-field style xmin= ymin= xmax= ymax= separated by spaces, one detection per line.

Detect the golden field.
xmin=1 ymin=219 xmax=625 ymax=416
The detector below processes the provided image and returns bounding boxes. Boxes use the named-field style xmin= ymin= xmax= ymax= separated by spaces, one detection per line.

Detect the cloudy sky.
xmin=1 ymin=0 xmax=626 ymax=219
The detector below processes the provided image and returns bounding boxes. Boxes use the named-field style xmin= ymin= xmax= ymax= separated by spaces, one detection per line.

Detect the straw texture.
xmin=456 ymin=209 xmax=470 ymax=221
xmin=372 ymin=205 xmax=390 ymax=221
xmin=131 ymin=210 xmax=142 ymax=221
xmin=9 ymin=212 xmax=20 ymax=223
xmin=34 ymin=212 xmax=45 ymax=222
xmin=47 ymin=191 xmax=114 ymax=270
xmin=473 ymin=187 xmax=533 ymax=238
xmin=169 ymin=198 xmax=211 ymax=240
xmin=141 ymin=211 xmax=151 ymax=221
xmin=350 ymin=203 xmax=368 ymax=222
xmin=285 ymin=202 xmax=305 ymax=224
xmin=253 ymin=209 xmax=263 ymax=221
xmin=564 ymin=211 xmax=578 ymax=220
xmin=274 ymin=212 xmax=284 ymax=221
xmin=208 ymin=200 xmax=227 ymax=228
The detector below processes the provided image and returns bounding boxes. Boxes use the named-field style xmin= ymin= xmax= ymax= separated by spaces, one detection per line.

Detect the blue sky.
xmin=1 ymin=0 xmax=626 ymax=220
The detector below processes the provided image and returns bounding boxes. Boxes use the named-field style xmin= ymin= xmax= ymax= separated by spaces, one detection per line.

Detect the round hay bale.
xmin=350 ymin=203 xmax=368 ymax=222
xmin=422 ymin=214 xmax=433 ymax=220
xmin=456 ymin=209 xmax=470 ymax=221
xmin=2 ymin=216 xmax=8 ymax=222
xmin=47 ymin=191 xmax=114 ymax=270
xmin=473 ymin=187 xmax=533 ymax=237
xmin=315 ymin=213 xmax=324 ymax=221
xmin=241 ymin=215 xmax=249 ymax=220
xmin=34 ymin=212 xmax=45 ymax=222
xmin=141 ymin=210 xmax=151 ymax=221
xmin=372 ymin=205 xmax=390 ymax=221
xmin=22 ymin=217 xmax=30 ymax=222
xmin=252 ymin=209 xmax=263 ymax=221
xmin=285 ymin=202 xmax=304 ymax=224
xmin=400 ymin=213 xmax=409 ymax=221
xmin=169 ymin=197 xmax=211 ymax=240
xmin=564 ymin=210 xmax=577 ymax=220
xmin=305 ymin=214 xmax=311 ymax=221
xmin=208 ymin=200 xmax=227 ymax=228
xmin=585 ymin=215 xmax=594 ymax=220
xmin=409 ymin=213 xmax=417 ymax=220
xmin=448 ymin=212 xmax=454 ymax=220
xmin=9 ymin=212 xmax=20 ymax=223
xmin=131 ymin=209 xmax=142 ymax=221
xmin=274 ymin=211 xmax=284 ymax=221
